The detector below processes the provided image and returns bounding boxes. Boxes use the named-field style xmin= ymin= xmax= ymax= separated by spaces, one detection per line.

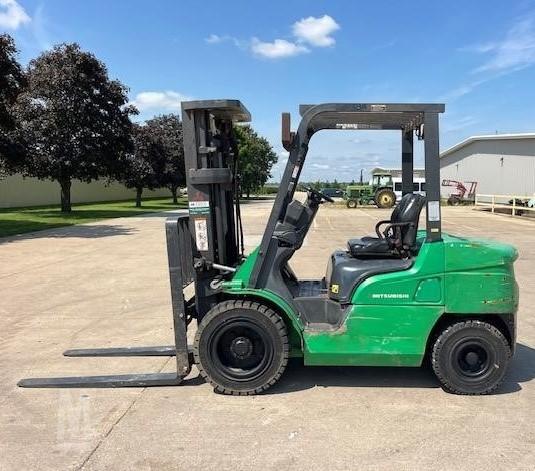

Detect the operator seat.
xmin=347 ymin=193 xmax=426 ymax=259
xmin=273 ymin=199 xmax=316 ymax=249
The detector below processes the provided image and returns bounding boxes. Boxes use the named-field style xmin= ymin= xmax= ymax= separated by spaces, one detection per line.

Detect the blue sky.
xmin=2 ymin=0 xmax=535 ymax=181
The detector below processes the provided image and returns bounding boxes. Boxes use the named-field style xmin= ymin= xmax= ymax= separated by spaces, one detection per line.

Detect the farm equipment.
xmin=442 ymin=179 xmax=478 ymax=205
xmin=370 ymin=171 xmax=397 ymax=208
xmin=345 ymin=171 xmax=397 ymax=208
xmin=19 ymin=101 xmax=519 ymax=396
xmin=345 ymin=183 xmax=373 ymax=208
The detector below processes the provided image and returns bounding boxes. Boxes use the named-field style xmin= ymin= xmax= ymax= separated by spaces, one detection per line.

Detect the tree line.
xmin=0 ymin=35 xmax=277 ymax=212
xmin=301 ymin=179 xmax=359 ymax=190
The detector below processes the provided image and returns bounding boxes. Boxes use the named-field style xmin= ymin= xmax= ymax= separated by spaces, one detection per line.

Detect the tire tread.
xmin=193 ymin=299 xmax=289 ymax=396
xmin=431 ymin=320 xmax=511 ymax=395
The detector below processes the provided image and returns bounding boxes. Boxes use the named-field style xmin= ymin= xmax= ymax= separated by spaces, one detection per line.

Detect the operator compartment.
xmin=325 ymin=193 xmax=425 ymax=303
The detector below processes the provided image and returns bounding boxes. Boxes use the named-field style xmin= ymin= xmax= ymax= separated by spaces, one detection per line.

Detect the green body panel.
xmin=442 ymin=234 xmax=519 ymax=314
xmin=304 ymin=305 xmax=443 ymax=366
xmin=222 ymin=231 xmax=518 ymax=367
xmin=345 ymin=184 xmax=373 ymax=199
xmin=351 ymin=236 xmax=445 ymax=306
xmin=307 ymin=237 xmax=445 ymax=366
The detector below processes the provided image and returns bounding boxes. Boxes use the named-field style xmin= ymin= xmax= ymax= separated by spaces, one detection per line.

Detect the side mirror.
xmin=281 ymin=112 xmax=295 ymax=151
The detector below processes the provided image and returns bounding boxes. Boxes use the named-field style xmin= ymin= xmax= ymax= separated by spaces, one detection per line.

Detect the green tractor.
xmin=345 ymin=183 xmax=373 ymax=208
xmin=20 ymin=101 xmax=519 ymax=397
xmin=346 ymin=171 xmax=397 ymax=208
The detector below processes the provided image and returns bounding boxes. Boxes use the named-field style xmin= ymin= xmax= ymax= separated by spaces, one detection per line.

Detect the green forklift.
xmin=19 ymin=101 xmax=519 ymax=396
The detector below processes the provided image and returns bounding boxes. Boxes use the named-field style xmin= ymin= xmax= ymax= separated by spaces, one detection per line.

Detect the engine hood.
xmin=442 ymin=233 xmax=518 ymax=272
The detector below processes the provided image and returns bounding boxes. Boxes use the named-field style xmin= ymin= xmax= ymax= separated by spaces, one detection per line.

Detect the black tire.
xmin=346 ymin=199 xmax=358 ymax=208
xmin=193 ymin=300 xmax=289 ymax=395
xmin=447 ymin=195 xmax=462 ymax=206
xmin=431 ymin=320 xmax=511 ymax=395
xmin=375 ymin=188 xmax=396 ymax=208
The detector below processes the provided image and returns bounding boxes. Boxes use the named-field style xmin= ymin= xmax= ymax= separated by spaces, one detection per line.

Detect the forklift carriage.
xmin=19 ymin=100 xmax=519 ymax=395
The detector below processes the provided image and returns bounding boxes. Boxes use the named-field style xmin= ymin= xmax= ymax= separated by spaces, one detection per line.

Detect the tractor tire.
xmin=448 ymin=195 xmax=462 ymax=206
xmin=346 ymin=199 xmax=358 ymax=208
xmin=193 ymin=300 xmax=289 ymax=395
xmin=375 ymin=189 xmax=396 ymax=208
xmin=431 ymin=320 xmax=511 ymax=395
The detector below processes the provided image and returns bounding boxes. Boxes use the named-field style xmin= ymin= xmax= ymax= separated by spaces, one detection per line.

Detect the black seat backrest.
xmin=274 ymin=199 xmax=315 ymax=248
xmin=391 ymin=193 xmax=426 ymax=248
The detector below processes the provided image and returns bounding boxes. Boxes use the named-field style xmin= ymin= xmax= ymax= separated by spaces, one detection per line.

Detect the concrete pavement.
xmin=1 ymin=200 xmax=535 ymax=470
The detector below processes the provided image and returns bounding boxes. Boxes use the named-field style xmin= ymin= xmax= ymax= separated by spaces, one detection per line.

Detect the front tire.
xmin=193 ymin=300 xmax=289 ymax=395
xmin=346 ymin=199 xmax=358 ymax=208
xmin=431 ymin=320 xmax=511 ymax=395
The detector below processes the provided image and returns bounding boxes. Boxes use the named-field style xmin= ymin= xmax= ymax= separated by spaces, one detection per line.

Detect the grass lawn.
xmin=0 ymin=197 xmax=187 ymax=238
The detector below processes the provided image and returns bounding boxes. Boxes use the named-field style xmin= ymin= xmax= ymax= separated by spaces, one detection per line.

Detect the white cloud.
xmin=251 ymin=38 xmax=309 ymax=59
xmin=443 ymin=115 xmax=479 ymax=133
xmin=444 ymin=15 xmax=535 ymax=101
xmin=0 ymin=0 xmax=30 ymax=29
xmin=311 ymin=163 xmax=330 ymax=170
xmin=131 ymin=91 xmax=191 ymax=114
xmin=208 ymin=14 xmax=339 ymax=60
xmin=292 ymin=15 xmax=340 ymax=47
xmin=442 ymin=78 xmax=487 ymax=100
xmin=471 ymin=17 xmax=535 ymax=74
xmin=205 ymin=34 xmax=224 ymax=44
xmin=475 ymin=18 xmax=535 ymax=72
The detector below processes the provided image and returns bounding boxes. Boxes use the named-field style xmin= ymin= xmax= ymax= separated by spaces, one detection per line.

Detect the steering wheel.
xmin=304 ymin=186 xmax=335 ymax=203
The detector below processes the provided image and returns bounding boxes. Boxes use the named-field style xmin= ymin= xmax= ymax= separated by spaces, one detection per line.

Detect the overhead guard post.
xmin=282 ymin=112 xmax=294 ymax=151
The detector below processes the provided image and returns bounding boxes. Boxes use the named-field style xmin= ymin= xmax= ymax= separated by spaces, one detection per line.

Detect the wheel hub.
xmin=456 ymin=343 xmax=489 ymax=376
xmin=465 ymin=351 xmax=479 ymax=366
xmin=230 ymin=336 xmax=253 ymax=359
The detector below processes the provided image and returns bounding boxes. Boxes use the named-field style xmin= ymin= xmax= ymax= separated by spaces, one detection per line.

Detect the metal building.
xmin=440 ymin=133 xmax=535 ymax=197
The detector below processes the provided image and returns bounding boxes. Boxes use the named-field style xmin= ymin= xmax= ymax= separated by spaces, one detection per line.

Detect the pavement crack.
xmin=76 ymin=357 xmax=173 ymax=470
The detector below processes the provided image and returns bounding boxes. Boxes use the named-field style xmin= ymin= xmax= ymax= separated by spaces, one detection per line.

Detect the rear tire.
xmin=375 ymin=189 xmax=396 ymax=208
xmin=447 ymin=195 xmax=462 ymax=206
xmin=193 ymin=300 xmax=289 ymax=395
xmin=431 ymin=320 xmax=511 ymax=395
xmin=346 ymin=199 xmax=358 ymax=208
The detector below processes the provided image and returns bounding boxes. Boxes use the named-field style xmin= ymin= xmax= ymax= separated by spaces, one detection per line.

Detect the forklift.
xmin=19 ymin=100 xmax=519 ymax=396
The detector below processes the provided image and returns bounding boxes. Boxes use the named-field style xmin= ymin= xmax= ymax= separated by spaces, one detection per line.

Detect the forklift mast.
xmin=17 ymin=99 xmax=252 ymax=389
xmin=181 ymin=100 xmax=251 ymax=317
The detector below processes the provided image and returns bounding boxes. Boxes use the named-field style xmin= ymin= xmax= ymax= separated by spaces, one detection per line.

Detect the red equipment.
xmin=441 ymin=179 xmax=478 ymax=205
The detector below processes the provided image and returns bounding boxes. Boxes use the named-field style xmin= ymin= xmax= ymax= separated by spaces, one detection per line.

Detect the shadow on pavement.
xmin=498 ymin=343 xmax=535 ymax=394
xmin=269 ymin=361 xmax=438 ymax=394
xmin=265 ymin=342 xmax=535 ymax=395
xmin=0 ymin=224 xmax=136 ymax=244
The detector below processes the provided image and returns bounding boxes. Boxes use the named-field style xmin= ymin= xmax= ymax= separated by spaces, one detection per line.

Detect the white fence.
xmin=475 ymin=193 xmax=535 ymax=217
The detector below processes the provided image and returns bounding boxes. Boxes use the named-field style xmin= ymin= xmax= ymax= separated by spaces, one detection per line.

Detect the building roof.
xmin=371 ymin=167 xmax=426 ymax=178
xmin=440 ymin=132 xmax=535 ymax=158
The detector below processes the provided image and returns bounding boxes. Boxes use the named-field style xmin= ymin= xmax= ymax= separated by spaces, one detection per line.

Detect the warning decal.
xmin=189 ymin=200 xmax=210 ymax=216
xmin=194 ymin=218 xmax=209 ymax=251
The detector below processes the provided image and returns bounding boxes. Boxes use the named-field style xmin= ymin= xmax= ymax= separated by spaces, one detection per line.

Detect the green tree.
xmin=120 ymin=124 xmax=167 ymax=207
xmin=144 ymin=114 xmax=185 ymax=203
xmin=15 ymin=43 xmax=136 ymax=212
xmin=234 ymin=125 xmax=277 ymax=198
xmin=0 ymin=34 xmax=26 ymax=175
